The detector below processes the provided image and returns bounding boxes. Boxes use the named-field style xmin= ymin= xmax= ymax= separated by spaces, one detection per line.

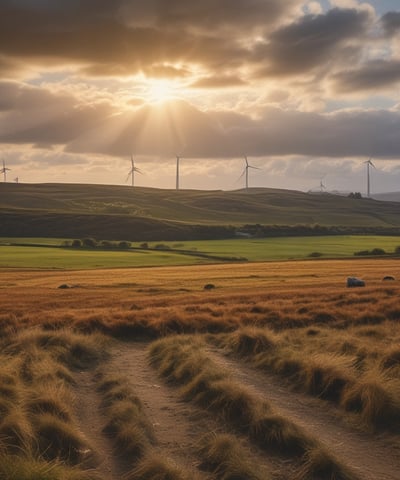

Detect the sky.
xmin=1 ymin=0 xmax=400 ymax=194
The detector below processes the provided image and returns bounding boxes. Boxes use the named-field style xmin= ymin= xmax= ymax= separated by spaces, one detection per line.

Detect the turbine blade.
xmin=238 ymin=169 xmax=246 ymax=180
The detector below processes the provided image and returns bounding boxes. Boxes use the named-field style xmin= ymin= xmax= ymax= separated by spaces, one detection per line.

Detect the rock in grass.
xmin=346 ymin=277 xmax=365 ymax=288
xmin=382 ymin=276 xmax=395 ymax=281
xmin=58 ymin=284 xmax=71 ymax=289
xmin=203 ymin=283 xmax=216 ymax=290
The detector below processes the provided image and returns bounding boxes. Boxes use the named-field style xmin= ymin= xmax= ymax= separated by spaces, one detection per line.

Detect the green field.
xmin=1 ymin=236 xmax=399 ymax=269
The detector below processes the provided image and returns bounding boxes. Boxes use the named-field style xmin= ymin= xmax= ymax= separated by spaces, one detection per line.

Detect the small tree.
xmin=82 ymin=237 xmax=97 ymax=248
xmin=118 ymin=241 xmax=131 ymax=249
xmin=71 ymin=239 xmax=82 ymax=248
xmin=348 ymin=192 xmax=362 ymax=199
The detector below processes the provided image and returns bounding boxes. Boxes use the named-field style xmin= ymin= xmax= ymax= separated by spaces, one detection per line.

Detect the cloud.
xmin=253 ymin=8 xmax=370 ymax=77
xmin=381 ymin=11 xmax=400 ymax=36
xmin=0 ymin=0 xmax=302 ymax=79
xmin=2 ymin=80 xmax=400 ymax=160
xmin=190 ymin=76 xmax=246 ymax=89
xmin=0 ymin=81 xmax=114 ymax=145
xmin=119 ymin=0 xmax=300 ymax=32
xmin=333 ymin=59 xmax=400 ymax=92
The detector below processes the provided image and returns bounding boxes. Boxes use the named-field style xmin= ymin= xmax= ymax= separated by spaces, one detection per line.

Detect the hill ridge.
xmin=1 ymin=183 xmax=400 ymax=240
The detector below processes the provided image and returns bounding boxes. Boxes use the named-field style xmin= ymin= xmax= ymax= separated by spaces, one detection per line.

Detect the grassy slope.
xmin=1 ymin=235 xmax=400 ymax=268
xmin=1 ymin=183 xmax=400 ymax=227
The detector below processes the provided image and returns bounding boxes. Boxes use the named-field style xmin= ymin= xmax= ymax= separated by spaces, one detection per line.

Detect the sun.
xmin=144 ymin=78 xmax=180 ymax=103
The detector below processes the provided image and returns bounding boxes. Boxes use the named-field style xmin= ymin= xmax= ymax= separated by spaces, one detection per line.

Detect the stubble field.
xmin=0 ymin=258 xmax=399 ymax=479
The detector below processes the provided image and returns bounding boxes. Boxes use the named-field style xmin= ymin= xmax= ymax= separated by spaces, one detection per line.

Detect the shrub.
xmin=370 ymin=248 xmax=386 ymax=256
xmin=100 ymin=240 xmax=114 ymax=249
xmin=308 ymin=252 xmax=323 ymax=258
xmin=81 ymin=238 xmax=97 ymax=248
xmin=71 ymin=239 xmax=82 ymax=248
xmin=118 ymin=241 xmax=131 ymax=249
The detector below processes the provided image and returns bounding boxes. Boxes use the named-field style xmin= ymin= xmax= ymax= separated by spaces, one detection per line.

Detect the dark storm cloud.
xmin=381 ymin=11 xmax=400 ymax=36
xmin=120 ymin=0 xmax=296 ymax=31
xmin=333 ymin=60 xmax=400 ymax=92
xmin=254 ymin=8 xmax=370 ymax=76
xmin=0 ymin=0 xmax=299 ymax=77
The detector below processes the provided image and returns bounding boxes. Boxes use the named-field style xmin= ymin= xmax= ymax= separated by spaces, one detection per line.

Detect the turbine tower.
xmin=240 ymin=156 xmax=260 ymax=190
xmin=126 ymin=155 xmax=142 ymax=187
xmin=320 ymin=177 xmax=326 ymax=193
xmin=1 ymin=160 xmax=10 ymax=183
xmin=176 ymin=155 xmax=180 ymax=190
xmin=365 ymin=158 xmax=375 ymax=198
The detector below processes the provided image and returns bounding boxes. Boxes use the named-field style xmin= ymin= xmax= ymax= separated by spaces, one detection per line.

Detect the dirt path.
xmin=73 ymin=371 xmax=127 ymax=480
xmin=207 ymin=348 xmax=400 ymax=480
xmin=106 ymin=341 xmax=308 ymax=480
xmin=72 ymin=341 xmax=279 ymax=480
xmin=107 ymin=341 xmax=212 ymax=479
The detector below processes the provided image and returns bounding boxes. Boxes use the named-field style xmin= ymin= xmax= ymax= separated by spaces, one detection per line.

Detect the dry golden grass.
xmin=149 ymin=335 xmax=359 ymax=478
xmin=1 ymin=260 xmax=400 ymax=343
xmin=0 ymin=328 xmax=109 ymax=478
xmin=0 ymin=258 xmax=399 ymax=478
xmin=198 ymin=433 xmax=271 ymax=480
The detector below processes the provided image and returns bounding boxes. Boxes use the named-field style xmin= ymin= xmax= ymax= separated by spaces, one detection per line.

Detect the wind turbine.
xmin=1 ymin=160 xmax=10 ymax=183
xmin=365 ymin=158 xmax=376 ymax=198
xmin=239 ymin=156 xmax=260 ymax=190
xmin=176 ymin=154 xmax=181 ymax=190
xmin=126 ymin=155 xmax=142 ymax=187
xmin=319 ymin=177 xmax=326 ymax=193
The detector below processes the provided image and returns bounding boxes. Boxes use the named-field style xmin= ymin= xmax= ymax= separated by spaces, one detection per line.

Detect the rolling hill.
xmin=1 ymin=183 xmax=400 ymax=240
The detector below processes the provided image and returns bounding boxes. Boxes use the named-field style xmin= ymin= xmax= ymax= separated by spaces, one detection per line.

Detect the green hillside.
xmin=1 ymin=183 xmax=400 ymax=240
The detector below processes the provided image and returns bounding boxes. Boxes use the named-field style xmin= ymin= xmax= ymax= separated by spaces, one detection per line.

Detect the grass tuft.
xmin=34 ymin=413 xmax=88 ymax=464
xmin=226 ymin=327 xmax=277 ymax=357
xmin=0 ymin=453 xmax=100 ymax=480
xmin=341 ymin=374 xmax=400 ymax=428
xmin=198 ymin=433 xmax=271 ymax=480
xmin=296 ymin=447 xmax=359 ymax=480
xmin=126 ymin=453 xmax=191 ymax=480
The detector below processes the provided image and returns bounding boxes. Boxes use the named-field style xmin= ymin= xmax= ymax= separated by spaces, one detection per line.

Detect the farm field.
xmin=0 ymin=258 xmax=400 ymax=479
xmin=1 ymin=235 xmax=400 ymax=268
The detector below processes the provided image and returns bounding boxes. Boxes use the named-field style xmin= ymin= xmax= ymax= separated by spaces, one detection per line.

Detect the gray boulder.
xmin=346 ymin=277 xmax=365 ymax=287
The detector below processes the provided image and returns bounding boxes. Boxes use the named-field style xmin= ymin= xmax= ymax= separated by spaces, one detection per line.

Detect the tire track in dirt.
xmin=107 ymin=341 xmax=212 ymax=479
xmin=107 ymin=341 xmax=302 ymax=480
xmin=207 ymin=347 xmax=400 ymax=480
xmin=73 ymin=370 xmax=128 ymax=480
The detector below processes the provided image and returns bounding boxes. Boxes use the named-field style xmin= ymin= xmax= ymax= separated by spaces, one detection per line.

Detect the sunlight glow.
xmin=144 ymin=78 xmax=182 ymax=103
